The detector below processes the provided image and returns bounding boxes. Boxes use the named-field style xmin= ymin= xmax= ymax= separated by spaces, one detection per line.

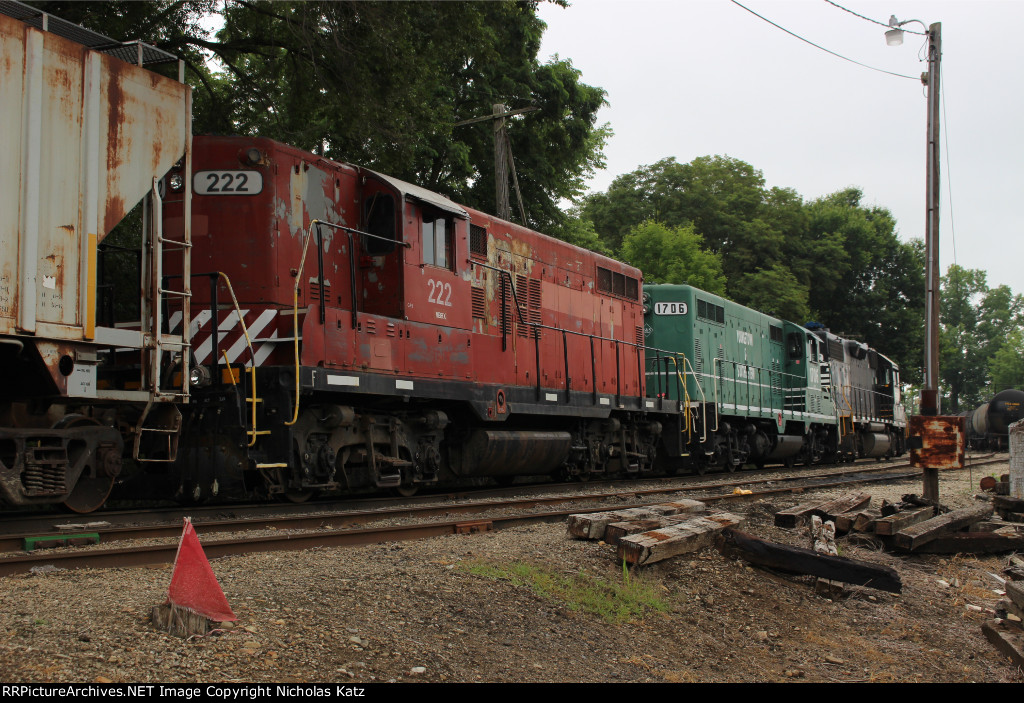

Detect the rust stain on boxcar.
xmin=909 ymin=415 xmax=966 ymax=470
xmin=105 ymin=63 xmax=127 ymax=173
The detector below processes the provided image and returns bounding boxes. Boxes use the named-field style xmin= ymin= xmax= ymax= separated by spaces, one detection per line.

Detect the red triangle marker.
xmin=166 ymin=518 xmax=236 ymax=622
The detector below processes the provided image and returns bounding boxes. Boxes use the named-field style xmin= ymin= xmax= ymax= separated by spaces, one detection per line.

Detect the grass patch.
xmin=461 ymin=560 xmax=669 ymax=623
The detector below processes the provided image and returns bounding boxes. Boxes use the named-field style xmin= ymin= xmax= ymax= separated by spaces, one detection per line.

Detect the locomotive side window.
xmin=596 ymin=266 xmax=640 ymax=301
xmin=787 ymin=333 xmax=802 ymax=360
xmin=363 ymin=192 xmax=397 ymax=255
xmin=422 ymin=207 xmax=453 ymax=270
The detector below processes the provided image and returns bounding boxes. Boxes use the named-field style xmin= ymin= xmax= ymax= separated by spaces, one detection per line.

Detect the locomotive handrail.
xmin=284 ymin=220 xmax=415 ymax=427
xmin=660 ymin=354 xmax=707 ymax=447
xmin=168 ymin=270 xmax=262 ymax=445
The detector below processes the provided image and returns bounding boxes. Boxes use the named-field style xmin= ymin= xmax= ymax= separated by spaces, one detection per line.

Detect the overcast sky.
xmin=537 ymin=0 xmax=1022 ymax=294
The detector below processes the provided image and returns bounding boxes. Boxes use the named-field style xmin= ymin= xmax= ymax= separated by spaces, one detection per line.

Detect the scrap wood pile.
xmin=566 ymin=496 xmax=901 ymax=594
xmin=776 ymin=490 xmax=1024 ymax=554
xmin=983 ymin=555 xmax=1024 ymax=667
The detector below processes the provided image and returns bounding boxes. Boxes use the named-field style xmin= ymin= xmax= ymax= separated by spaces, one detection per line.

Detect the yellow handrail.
xmin=285 ymin=220 xmax=319 ymax=426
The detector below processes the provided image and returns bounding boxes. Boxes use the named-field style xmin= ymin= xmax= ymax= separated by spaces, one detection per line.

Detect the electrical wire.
xmin=731 ymin=0 xmax=918 ymax=81
xmin=941 ymin=63 xmax=957 ymax=270
xmin=822 ymin=0 xmax=926 ymax=35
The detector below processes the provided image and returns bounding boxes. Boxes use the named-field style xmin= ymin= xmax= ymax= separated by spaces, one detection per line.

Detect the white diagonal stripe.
xmin=225 ymin=309 xmax=276 ymax=363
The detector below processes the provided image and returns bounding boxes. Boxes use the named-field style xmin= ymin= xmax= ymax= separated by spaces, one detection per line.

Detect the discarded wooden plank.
xmin=566 ymin=499 xmax=706 ymax=540
xmin=774 ymin=492 xmax=871 ymax=528
xmin=567 ymin=509 xmax=664 ymax=540
xmin=982 ymin=621 xmax=1024 ymax=668
xmin=994 ymin=496 xmax=1024 ymax=513
xmin=996 ymin=510 xmax=1024 ymax=523
xmin=914 ymin=533 xmax=1024 ymax=554
xmin=655 ymin=499 xmax=709 ymax=515
xmin=774 ymin=501 xmax=826 ymax=528
xmin=1004 ymin=566 xmax=1024 ymax=582
xmin=618 ymin=512 xmax=743 ymax=566
xmin=874 ymin=506 xmax=935 ymax=536
xmin=998 ymin=598 xmax=1024 ymax=623
xmin=1006 ymin=581 xmax=1024 ymax=611
xmin=880 ymin=499 xmax=901 ymax=517
xmin=714 ymin=528 xmax=902 ymax=593
xmin=605 ymin=518 xmax=680 ymax=546
xmin=892 ymin=504 xmax=994 ymax=551
xmin=969 ymin=521 xmax=1012 ymax=533
xmin=853 ymin=510 xmax=881 ymax=533
xmin=833 ymin=509 xmax=876 ymax=534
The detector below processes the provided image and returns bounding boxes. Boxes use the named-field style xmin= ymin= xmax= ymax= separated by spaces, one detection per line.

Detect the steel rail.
xmin=0 ymin=456 xmax=1003 ymax=553
xmin=0 ymin=458 xmax=1007 ymax=578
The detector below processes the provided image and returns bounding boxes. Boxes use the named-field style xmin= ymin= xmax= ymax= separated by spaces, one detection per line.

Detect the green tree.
xmin=795 ymin=189 xmax=924 ymax=383
xmin=548 ymin=213 xmax=611 ymax=256
xmin=989 ymin=330 xmax=1024 ymax=392
xmin=582 ymin=155 xmax=770 ymax=270
xmin=940 ymin=265 xmax=1024 ymax=410
xmin=620 ymin=221 xmax=725 ymax=294
xmin=730 ymin=264 xmax=809 ymax=322
xmin=35 ymin=1 xmax=609 ymax=233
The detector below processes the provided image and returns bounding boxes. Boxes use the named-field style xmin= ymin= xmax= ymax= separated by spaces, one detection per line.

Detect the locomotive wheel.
xmin=56 ymin=415 xmax=117 ymax=514
xmin=285 ymin=490 xmax=315 ymax=503
xmin=394 ymin=483 xmax=419 ymax=497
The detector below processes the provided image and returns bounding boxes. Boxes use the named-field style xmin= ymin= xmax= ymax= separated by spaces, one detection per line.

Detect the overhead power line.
xmin=730 ymin=0 xmax=918 ymax=81
xmin=822 ymin=0 xmax=926 ymax=35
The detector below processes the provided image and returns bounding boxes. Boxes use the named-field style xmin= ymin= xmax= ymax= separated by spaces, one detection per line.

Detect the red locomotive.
xmin=153 ymin=136 xmax=662 ymax=503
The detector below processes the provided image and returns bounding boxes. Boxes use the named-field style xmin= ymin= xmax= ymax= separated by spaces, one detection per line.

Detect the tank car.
xmin=963 ymin=389 xmax=1024 ymax=451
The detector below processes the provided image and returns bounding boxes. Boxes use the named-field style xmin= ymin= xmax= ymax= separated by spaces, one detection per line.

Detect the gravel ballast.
xmin=1 ymin=461 xmax=1021 ymax=683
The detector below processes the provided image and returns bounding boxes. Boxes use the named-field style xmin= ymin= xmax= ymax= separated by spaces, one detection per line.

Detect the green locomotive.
xmin=643 ymin=284 xmax=904 ymax=474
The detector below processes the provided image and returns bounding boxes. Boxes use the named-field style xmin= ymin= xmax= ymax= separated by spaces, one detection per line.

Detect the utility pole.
xmin=493 ymin=104 xmax=511 ymax=221
xmin=921 ymin=22 xmax=942 ymax=420
xmin=918 ymin=21 xmax=945 ymax=503
xmin=453 ymin=104 xmax=540 ymax=224
xmin=888 ymin=18 xmax=961 ymax=504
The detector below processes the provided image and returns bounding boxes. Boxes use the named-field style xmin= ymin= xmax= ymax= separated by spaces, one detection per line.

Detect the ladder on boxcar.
xmin=132 ymin=178 xmax=192 ymax=463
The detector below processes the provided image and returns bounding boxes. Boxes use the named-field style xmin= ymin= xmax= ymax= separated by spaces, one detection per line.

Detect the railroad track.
xmin=0 ymin=453 xmax=973 ymax=534
xmin=0 ymin=455 xmax=1005 ymax=578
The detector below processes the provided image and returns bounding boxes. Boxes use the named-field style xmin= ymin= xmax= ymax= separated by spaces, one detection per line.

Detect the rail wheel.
xmin=394 ymin=483 xmax=419 ymax=498
xmin=56 ymin=415 xmax=120 ymax=514
xmin=285 ymin=490 xmax=315 ymax=503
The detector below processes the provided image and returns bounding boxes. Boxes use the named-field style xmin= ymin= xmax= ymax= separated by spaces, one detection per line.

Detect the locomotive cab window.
xmin=787 ymin=333 xmax=803 ymax=360
xmin=363 ymin=192 xmax=397 ymax=255
xmin=421 ymin=206 xmax=453 ymax=269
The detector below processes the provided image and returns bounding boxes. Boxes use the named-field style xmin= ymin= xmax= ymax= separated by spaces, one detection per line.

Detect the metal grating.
xmin=470 ymin=224 xmax=487 ymax=259
xmin=0 ymin=0 xmax=179 ymax=65
xmin=516 ymin=276 xmax=541 ymax=339
xmin=471 ymin=286 xmax=486 ymax=319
